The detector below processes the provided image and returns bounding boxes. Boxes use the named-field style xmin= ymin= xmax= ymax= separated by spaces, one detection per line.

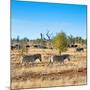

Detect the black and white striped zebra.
xmin=22 ymin=54 xmax=42 ymax=64
xmin=50 ymin=54 xmax=70 ymax=64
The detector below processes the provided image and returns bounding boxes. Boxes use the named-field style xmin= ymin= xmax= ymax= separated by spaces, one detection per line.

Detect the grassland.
xmin=11 ymin=48 xmax=87 ymax=89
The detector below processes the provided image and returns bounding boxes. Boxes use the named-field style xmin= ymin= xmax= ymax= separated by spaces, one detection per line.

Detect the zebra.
xmin=50 ymin=54 xmax=71 ymax=64
xmin=22 ymin=54 xmax=42 ymax=64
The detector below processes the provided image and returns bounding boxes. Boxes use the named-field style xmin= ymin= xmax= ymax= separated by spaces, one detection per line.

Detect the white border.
xmin=0 ymin=0 xmax=89 ymax=90
xmin=18 ymin=0 xmax=87 ymax=5
xmin=0 ymin=0 xmax=10 ymax=90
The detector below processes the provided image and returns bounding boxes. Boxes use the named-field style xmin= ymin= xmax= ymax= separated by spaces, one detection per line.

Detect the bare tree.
xmin=46 ymin=31 xmax=53 ymax=40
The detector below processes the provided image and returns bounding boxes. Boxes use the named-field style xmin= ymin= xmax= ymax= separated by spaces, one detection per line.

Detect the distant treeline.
xmin=11 ymin=32 xmax=86 ymax=54
xmin=11 ymin=31 xmax=86 ymax=45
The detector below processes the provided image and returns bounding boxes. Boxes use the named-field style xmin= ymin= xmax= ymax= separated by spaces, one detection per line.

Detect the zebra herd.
xmin=21 ymin=54 xmax=71 ymax=64
xmin=20 ymin=46 xmax=85 ymax=64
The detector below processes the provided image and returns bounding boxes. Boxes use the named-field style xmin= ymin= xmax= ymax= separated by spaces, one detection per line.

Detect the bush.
xmin=52 ymin=32 xmax=68 ymax=54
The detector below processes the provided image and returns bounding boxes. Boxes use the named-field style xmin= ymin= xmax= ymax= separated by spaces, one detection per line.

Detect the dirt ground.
xmin=11 ymin=48 xmax=87 ymax=89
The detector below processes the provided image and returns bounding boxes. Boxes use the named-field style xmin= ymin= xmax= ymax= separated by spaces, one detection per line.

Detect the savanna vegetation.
xmin=11 ymin=31 xmax=87 ymax=89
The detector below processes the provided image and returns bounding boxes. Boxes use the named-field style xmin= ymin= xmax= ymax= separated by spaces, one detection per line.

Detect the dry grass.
xmin=11 ymin=48 xmax=87 ymax=89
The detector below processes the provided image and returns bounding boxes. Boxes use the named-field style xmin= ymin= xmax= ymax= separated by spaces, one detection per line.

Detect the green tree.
xmin=52 ymin=32 xmax=68 ymax=55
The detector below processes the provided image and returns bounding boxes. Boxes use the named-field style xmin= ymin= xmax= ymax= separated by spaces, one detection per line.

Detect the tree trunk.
xmin=59 ymin=50 xmax=61 ymax=55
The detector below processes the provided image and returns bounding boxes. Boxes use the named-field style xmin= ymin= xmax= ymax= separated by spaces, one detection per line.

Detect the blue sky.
xmin=11 ymin=0 xmax=87 ymax=39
